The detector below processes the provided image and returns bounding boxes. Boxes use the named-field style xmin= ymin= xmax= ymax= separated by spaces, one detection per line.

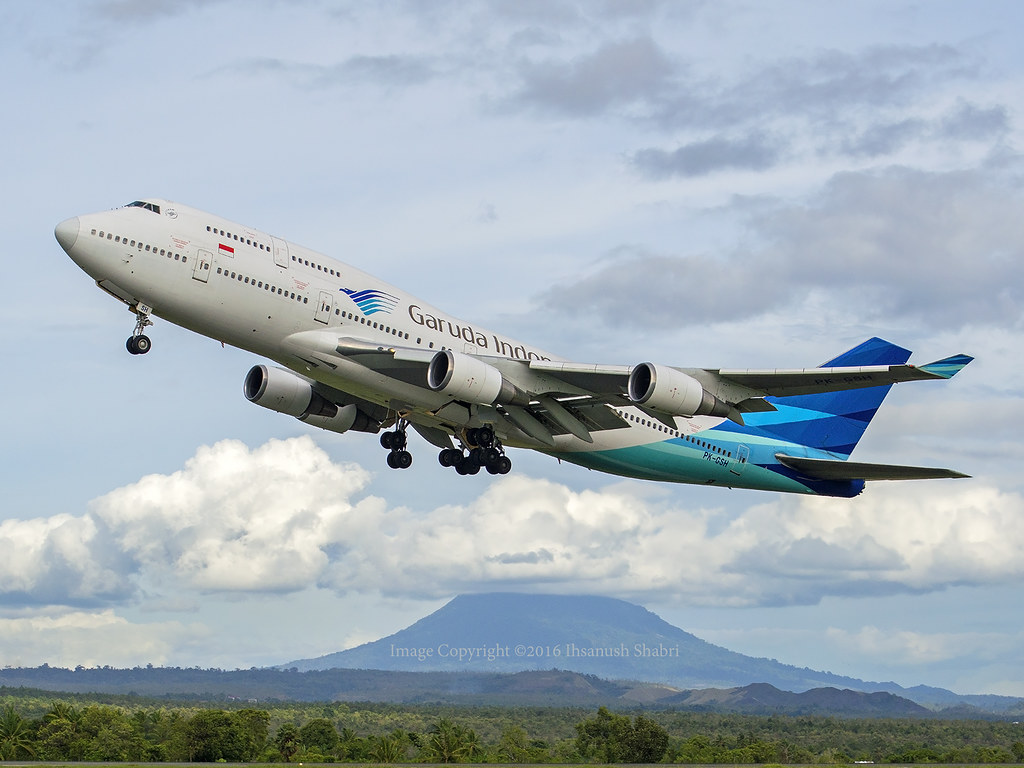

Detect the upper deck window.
xmin=126 ymin=200 xmax=161 ymax=215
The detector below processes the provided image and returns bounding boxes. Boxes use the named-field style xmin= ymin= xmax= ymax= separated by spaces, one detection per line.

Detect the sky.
xmin=1 ymin=0 xmax=1023 ymax=697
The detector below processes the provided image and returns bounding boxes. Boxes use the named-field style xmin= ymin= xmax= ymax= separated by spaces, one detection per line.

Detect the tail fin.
xmin=752 ymin=337 xmax=911 ymax=457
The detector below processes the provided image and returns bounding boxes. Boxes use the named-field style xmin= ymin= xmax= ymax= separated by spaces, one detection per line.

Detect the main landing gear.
xmin=126 ymin=305 xmax=153 ymax=355
xmin=382 ymin=421 xmax=512 ymax=476
xmin=380 ymin=418 xmax=413 ymax=470
xmin=438 ymin=426 xmax=512 ymax=476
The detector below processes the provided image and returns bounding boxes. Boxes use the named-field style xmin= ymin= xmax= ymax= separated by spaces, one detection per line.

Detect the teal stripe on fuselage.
xmin=550 ymin=435 xmax=812 ymax=494
xmin=552 ymin=429 xmax=865 ymax=497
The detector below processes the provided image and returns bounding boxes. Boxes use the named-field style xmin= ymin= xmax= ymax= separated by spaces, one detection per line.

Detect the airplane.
xmin=55 ymin=199 xmax=973 ymax=498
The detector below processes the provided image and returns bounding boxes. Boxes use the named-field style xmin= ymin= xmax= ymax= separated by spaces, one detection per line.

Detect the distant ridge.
xmin=286 ymin=593 xmax=877 ymax=692
xmin=0 ymin=667 xmax=940 ymax=715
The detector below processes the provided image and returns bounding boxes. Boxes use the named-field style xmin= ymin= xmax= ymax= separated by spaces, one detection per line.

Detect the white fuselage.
xmin=56 ymin=199 xmax=848 ymax=495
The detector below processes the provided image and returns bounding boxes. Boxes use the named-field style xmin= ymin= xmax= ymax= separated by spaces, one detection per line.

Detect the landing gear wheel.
xmin=438 ymin=448 xmax=461 ymax=467
xmin=380 ymin=432 xmax=394 ymax=450
xmin=126 ymin=335 xmax=152 ymax=355
xmin=394 ymin=450 xmax=412 ymax=469
xmin=447 ymin=428 xmax=511 ymax=477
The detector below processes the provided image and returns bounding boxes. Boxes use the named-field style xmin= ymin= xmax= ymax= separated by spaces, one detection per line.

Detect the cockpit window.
xmin=126 ymin=200 xmax=161 ymax=215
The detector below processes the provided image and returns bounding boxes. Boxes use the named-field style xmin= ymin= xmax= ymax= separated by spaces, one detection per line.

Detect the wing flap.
xmin=776 ymin=453 xmax=970 ymax=481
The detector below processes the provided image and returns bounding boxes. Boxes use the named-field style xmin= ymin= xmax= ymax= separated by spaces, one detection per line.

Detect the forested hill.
xmin=0 ymin=669 xmax=937 ymax=717
xmin=286 ymin=593 xmax=885 ymax=692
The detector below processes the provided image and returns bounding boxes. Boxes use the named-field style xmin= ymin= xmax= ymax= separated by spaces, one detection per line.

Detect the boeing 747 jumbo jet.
xmin=56 ymin=199 xmax=972 ymax=497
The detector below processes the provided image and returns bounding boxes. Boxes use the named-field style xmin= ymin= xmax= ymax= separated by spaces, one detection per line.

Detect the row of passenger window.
xmin=206 ymin=224 xmax=270 ymax=253
xmin=206 ymin=224 xmax=344 ymax=280
xmin=292 ymin=253 xmax=341 ymax=277
xmin=617 ymin=409 xmax=732 ymax=458
xmin=216 ymin=266 xmax=308 ymax=303
xmin=337 ymin=310 xmax=411 ymax=340
xmin=90 ymin=228 xmax=187 ymax=263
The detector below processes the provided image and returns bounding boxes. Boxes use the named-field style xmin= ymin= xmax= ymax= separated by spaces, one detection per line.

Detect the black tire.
xmin=466 ymin=427 xmax=480 ymax=446
xmin=380 ymin=432 xmax=394 ymax=450
xmin=497 ymin=456 xmax=512 ymax=474
xmin=477 ymin=426 xmax=494 ymax=448
xmin=438 ymin=448 xmax=458 ymax=467
xmin=396 ymin=450 xmax=412 ymax=469
xmin=126 ymin=337 xmax=139 ymax=355
xmin=134 ymin=335 xmax=152 ymax=354
xmin=391 ymin=430 xmax=407 ymax=450
xmin=386 ymin=451 xmax=400 ymax=469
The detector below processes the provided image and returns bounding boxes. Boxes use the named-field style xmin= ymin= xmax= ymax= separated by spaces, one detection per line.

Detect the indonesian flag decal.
xmin=218 ymin=243 xmax=235 ymax=256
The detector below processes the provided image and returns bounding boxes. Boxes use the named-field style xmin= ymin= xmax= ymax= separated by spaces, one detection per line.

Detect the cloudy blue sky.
xmin=2 ymin=0 xmax=1023 ymax=696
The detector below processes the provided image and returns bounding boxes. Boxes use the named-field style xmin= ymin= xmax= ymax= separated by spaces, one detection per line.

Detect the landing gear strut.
xmin=381 ymin=418 xmax=413 ymax=470
xmin=438 ymin=425 xmax=512 ymax=476
xmin=126 ymin=304 xmax=153 ymax=355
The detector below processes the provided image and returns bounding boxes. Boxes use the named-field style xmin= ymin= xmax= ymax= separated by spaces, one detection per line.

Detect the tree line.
xmin=2 ymin=693 xmax=1024 ymax=763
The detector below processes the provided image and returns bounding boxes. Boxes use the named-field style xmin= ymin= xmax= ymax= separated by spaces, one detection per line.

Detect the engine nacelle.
xmin=301 ymin=403 xmax=376 ymax=435
xmin=427 ymin=350 xmax=523 ymax=405
xmin=244 ymin=365 xmax=335 ymax=419
xmin=628 ymin=362 xmax=731 ymax=418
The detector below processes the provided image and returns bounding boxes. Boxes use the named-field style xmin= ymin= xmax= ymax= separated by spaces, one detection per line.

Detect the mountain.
xmin=283 ymin=593 xmax=1024 ymax=714
xmin=286 ymin=593 xmax=876 ymax=691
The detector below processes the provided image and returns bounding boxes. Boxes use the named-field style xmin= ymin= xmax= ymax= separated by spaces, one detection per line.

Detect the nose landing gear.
xmin=126 ymin=304 xmax=153 ymax=355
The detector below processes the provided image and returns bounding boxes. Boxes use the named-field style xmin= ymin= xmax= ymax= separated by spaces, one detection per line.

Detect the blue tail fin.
xmin=749 ymin=337 xmax=911 ymax=457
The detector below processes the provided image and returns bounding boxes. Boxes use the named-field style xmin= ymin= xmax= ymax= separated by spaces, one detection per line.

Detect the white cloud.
xmin=5 ymin=438 xmax=1020 ymax=614
xmin=92 ymin=438 xmax=371 ymax=593
xmin=0 ymin=609 xmax=206 ymax=668
xmin=0 ymin=514 xmax=132 ymax=606
xmin=826 ymin=624 xmax=1022 ymax=667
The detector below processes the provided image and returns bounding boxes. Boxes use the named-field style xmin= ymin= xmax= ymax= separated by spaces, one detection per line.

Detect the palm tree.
xmin=369 ymin=733 xmax=406 ymax=763
xmin=424 ymin=717 xmax=478 ymax=763
xmin=0 ymin=706 xmax=35 ymax=759
xmin=44 ymin=701 xmax=81 ymax=727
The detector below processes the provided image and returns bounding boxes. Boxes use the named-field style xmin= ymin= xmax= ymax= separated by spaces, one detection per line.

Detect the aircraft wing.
xmin=290 ymin=332 xmax=971 ymax=443
xmin=776 ymin=454 xmax=970 ymax=481
xmin=703 ymin=353 xmax=974 ymax=398
xmin=528 ymin=354 xmax=973 ymax=401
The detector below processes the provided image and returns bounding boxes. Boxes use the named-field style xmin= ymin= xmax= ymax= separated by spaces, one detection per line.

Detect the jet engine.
xmin=427 ymin=350 xmax=525 ymax=405
xmin=243 ymin=365 xmax=373 ymax=434
xmin=628 ymin=362 xmax=731 ymax=419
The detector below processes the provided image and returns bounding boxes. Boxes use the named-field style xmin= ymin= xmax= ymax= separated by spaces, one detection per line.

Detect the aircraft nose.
xmin=55 ymin=216 xmax=80 ymax=252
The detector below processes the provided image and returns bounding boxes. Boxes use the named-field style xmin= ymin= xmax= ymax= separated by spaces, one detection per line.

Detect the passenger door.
xmin=192 ymin=248 xmax=213 ymax=283
xmin=314 ymin=290 xmax=333 ymax=324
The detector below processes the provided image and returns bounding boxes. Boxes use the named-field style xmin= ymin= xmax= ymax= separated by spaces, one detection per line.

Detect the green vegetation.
xmin=1 ymin=687 xmax=1023 ymax=763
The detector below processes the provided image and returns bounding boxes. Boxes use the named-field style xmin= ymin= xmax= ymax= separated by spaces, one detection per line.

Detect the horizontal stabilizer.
xmin=776 ymin=453 xmax=970 ymax=481
xmin=919 ymin=353 xmax=974 ymax=379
